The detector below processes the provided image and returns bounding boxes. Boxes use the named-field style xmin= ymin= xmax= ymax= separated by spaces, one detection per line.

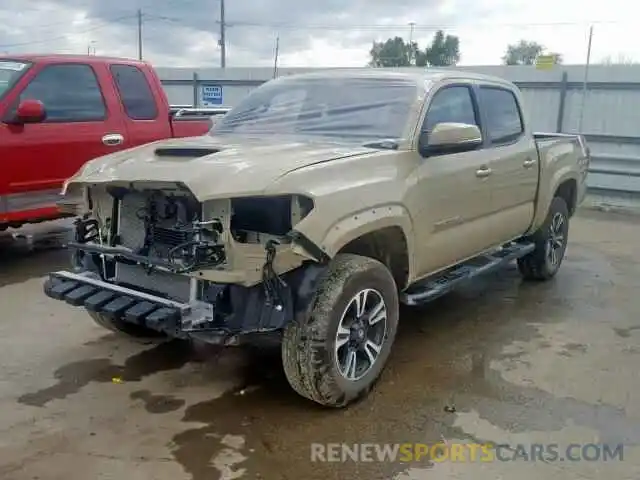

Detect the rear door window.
xmin=110 ymin=64 xmax=158 ymax=120
xmin=478 ymin=87 xmax=524 ymax=144
xmin=19 ymin=63 xmax=106 ymax=122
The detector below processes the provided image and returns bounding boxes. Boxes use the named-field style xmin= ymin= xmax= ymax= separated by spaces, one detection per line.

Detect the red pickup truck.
xmin=0 ymin=54 xmax=217 ymax=231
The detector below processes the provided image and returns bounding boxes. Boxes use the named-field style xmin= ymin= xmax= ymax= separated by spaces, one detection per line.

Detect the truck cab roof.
xmin=0 ymin=53 xmax=149 ymax=67
xmin=275 ymin=68 xmax=517 ymax=90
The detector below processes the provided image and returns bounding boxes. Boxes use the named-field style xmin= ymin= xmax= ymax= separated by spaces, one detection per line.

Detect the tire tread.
xmin=518 ymin=196 xmax=569 ymax=281
xmin=281 ymin=254 xmax=398 ymax=407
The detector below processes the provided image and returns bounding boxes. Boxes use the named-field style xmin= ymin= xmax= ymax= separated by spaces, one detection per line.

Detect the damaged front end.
xmin=44 ymin=182 xmax=328 ymax=345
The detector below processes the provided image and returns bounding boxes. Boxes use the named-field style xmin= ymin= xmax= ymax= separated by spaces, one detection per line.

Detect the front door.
xmin=1 ymin=62 xmax=126 ymax=213
xmin=410 ymin=84 xmax=497 ymax=278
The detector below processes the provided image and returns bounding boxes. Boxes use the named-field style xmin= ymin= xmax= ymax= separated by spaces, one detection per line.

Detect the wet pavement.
xmin=1 ymin=210 xmax=640 ymax=479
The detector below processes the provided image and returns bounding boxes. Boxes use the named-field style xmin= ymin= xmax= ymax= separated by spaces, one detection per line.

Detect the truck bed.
xmin=533 ymin=132 xmax=591 ymax=214
xmin=534 ymin=132 xmax=589 ymax=157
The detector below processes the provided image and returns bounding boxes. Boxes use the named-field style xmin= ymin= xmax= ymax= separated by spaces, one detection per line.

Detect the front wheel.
xmin=281 ymin=254 xmax=399 ymax=408
xmin=518 ymin=196 xmax=570 ymax=281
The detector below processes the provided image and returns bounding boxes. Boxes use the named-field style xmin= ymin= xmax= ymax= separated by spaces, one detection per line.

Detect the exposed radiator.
xmin=114 ymin=191 xmax=195 ymax=302
xmin=117 ymin=192 xmax=195 ymax=252
xmin=118 ymin=192 xmax=147 ymax=250
xmin=152 ymin=226 xmax=191 ymax=248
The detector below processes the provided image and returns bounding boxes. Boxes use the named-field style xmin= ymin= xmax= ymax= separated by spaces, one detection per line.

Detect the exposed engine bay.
xmin=67 ymin=182 xmax=319 ymax=318
xmin=48 ymin=182 xmax=331 ymax=343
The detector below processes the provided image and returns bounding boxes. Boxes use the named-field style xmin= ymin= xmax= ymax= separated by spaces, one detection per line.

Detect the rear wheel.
xmin=88 ymin=311 xmax=166 ymax=339
xmin=518 ymin=196 xmax=570 ymax=281
xmin=281 ymin=254 xmax=399 ymax=408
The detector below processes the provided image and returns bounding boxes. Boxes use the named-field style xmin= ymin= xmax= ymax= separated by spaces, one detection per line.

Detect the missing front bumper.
xmin=43 ymin=270 xmax=294 ymax=342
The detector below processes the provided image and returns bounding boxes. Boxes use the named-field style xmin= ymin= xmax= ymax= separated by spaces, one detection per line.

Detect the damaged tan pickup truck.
xmin=44 ymin=69 xmax=590 ymax=407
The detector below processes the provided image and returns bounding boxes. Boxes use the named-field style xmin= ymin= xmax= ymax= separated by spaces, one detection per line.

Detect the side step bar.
xmin=400 ymin=241 xmax=535 ymax=306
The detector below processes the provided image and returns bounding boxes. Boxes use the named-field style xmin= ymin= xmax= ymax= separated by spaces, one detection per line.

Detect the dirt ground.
xmin=1 ymin=210 xmax=639 ymax=480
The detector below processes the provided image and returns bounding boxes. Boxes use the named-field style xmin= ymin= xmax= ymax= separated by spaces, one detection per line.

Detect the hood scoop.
xmin=154 ymin=147 xmax=221 ymax=158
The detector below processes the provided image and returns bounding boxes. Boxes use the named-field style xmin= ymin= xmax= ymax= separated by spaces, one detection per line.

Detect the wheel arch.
xmin=529 ymin=169 xmax=579 ymax=234
xmin=320 ymin=207 xmax=414 ymax=289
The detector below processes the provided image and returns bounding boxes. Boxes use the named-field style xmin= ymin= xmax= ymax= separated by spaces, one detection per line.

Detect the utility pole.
xmin=272 ymin=34 xmax=280 ymax=79
xmin=137 ymin=8 xmax=143 ymax=60
xmin=577 ymin=25 xmax=594 ymax=133
xmin=408 ymin=22 xmax=416 ymax=65
xmin=219 ymin=0 xmax=226 ymax=68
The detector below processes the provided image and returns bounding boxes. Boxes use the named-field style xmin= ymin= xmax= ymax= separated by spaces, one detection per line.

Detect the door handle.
xmin=523 ymin=158 xmax=536 ymax=168
xmin=102 ymin=133 xmax=124 ymax=146
xmin=475 ymin=167 xmax=492 ymax=178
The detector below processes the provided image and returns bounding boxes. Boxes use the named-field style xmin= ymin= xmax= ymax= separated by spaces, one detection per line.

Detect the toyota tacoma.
xmin=43 ymin=69 xmax=590 ymax=407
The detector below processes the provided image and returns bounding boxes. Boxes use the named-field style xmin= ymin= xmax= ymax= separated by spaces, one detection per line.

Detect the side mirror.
xmin=419 ymin=122 xmax=482 ymax=155
xmin=12 ymin=99 xmax=46 ymax=124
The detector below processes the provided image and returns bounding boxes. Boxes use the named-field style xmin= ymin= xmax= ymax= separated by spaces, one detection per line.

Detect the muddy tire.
xmin=518 ymin=196 xmax=570 ymax=281
xmin=281 ymin=254 xmax=399 ymax=408
xmin=88 ymin=311 xmax=166 ymax=338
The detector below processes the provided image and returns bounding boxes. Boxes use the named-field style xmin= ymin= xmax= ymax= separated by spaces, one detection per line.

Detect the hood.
xmin=65 ymin=135 xmax=376 ymax=201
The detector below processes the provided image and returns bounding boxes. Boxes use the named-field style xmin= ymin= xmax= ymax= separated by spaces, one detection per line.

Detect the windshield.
xmin=211 ymin=76 xmax=419 ymax=143
xmin=0 ymin=60 xmax=31 ymax=98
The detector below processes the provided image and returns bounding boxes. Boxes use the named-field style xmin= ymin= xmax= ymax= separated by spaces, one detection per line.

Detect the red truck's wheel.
xmin=281 ymin=253 xmax=399 ymax=407
xmin=518 ymin=196 xmax=570 ymax=281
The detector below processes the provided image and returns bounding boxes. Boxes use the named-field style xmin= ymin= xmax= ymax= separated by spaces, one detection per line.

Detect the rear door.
xmin=1 ymin=62 xmax=126 ymax=209
xmin=476 ymin=85 xmax=539 ymax=240
xmin=109 ymin=63 xmax=171 ymax=148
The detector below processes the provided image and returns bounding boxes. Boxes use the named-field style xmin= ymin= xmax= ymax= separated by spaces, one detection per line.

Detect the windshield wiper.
xmin=362 ymin=139 xmax=399 ymax=150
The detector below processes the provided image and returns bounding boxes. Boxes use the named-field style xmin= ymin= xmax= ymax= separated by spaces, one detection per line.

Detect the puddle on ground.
xmin=613 ymin=325 xmax=640 ymax=338
xmin=167 ymin=252 xmax=639 ymax=480
xmin=11 ymin=241 xmax=637 ymax=479
xmin=130 ymin=389 xmax=186 ymax=414
xmin=17 ymin=340 xmax=199 ymax=407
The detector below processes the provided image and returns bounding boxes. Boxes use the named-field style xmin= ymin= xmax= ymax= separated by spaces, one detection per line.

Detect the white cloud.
xmin=0 ymin=0 xmax=636 ymax=67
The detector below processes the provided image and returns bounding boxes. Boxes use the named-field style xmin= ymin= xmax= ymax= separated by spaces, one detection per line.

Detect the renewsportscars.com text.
xmin=310 ymin=442 xmax=624 ymax=463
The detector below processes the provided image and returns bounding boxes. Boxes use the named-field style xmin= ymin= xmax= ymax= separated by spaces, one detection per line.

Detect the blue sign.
xmin=201 ymin=85 xmax=223 ymax=106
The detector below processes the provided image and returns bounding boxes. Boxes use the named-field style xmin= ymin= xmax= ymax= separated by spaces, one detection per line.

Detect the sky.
xmin=0 ymin=0 xmax=636 ymax=68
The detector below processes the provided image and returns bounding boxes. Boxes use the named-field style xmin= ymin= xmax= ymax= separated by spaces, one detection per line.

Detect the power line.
xmin=233 ymin=19 xmax=624 ymax=30
xmin=1 ymin=12 xmax=138 ymax=38
xmin=0 ymin=14 xmax=137 ymax=49
xmin=0 ymin=10 xmax=178 ymax=52
xmin=0 ymin=8 xmax=629 ymax=58
xmin=146 ymin=15 xmax=630 ymax=31
xmin=0 ymin=0 xmax=200 ymax=50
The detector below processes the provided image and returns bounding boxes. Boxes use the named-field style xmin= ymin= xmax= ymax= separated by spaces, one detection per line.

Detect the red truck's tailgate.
xmin=171 ymin=117 xmax=212 ymax=138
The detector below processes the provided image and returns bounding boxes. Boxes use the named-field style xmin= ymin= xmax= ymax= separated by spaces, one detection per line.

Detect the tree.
xmin=502 ymin=40 xmax=563 ymax=66
xmin=368 ymin=36 xmax=414 ymax=67
xmin=422 ymin=30 xmax=460 ymax=66
xmin=548 ymin=52 xmax=563 ymax=64
xmin=369 ymin=30 xmax=461 ymax=67
xmin=502 ymin=40 xmax=544 ymax=65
